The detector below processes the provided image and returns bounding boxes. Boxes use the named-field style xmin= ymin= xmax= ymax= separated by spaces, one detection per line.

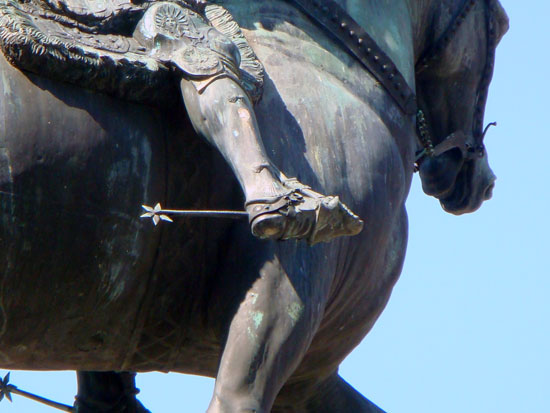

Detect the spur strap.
xmin=287 ymin=0 xmax=417 ymax=115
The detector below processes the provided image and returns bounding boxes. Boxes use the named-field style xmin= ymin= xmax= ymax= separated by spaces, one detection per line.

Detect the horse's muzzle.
xmin=439 ymin=157 xmax=496 ymax=215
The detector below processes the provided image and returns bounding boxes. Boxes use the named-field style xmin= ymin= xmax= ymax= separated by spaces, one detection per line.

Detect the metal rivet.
xmin=357 ymin=38 xmax=363 ymax=45
xmin=366 ymin=47 xmax=372 ymax=54
xmin=341 ymin=22 xmax=347 ymax=29
xmin=381 ymin=64 xmax=388 ymax=71
xmin=373 ymin=55 xmax=380 ymax=61
xmin=349 ymin=30 xmax=355 ymax=37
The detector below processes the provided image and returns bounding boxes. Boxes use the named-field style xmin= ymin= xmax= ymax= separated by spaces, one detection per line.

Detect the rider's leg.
xmin=180 ymin=77 xmax=363 ymax=243
xmin=180 ymin=77 xmax=284 ymax=208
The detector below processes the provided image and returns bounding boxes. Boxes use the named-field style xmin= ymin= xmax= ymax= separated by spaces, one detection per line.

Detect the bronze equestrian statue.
xmin=0 ymin=0 xmax=508 ymax=412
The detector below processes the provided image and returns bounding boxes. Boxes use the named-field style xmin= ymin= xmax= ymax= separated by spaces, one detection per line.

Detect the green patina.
xmin=251 ymin=310 xmax=264 ymax=330
xmin=232 ymin=0 xmax=414 ymax=88
xmin=247 ymin=311 xmax=264 ymax=344
xmin=287 ymin=302 xmax=304 ymax=325
xmin=347 ymin=0 xmax=415 ymax=89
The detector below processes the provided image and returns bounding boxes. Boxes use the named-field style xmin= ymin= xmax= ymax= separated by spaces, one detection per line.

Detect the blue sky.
xmin=1 ymin=0 xmax=548 ymax=412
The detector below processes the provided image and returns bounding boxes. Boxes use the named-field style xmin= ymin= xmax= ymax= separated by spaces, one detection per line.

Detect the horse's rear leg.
xmin=298 ymin=374 xmax=385 ymax=413
xmin=270 ymin=374 xmax=384 ymax=412
xmin=207 ymin=250 xmax=329 ymax=413
xmin=74 ymin=371 xmax=150 ymax=413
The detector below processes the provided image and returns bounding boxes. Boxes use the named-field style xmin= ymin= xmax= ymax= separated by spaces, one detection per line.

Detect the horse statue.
xmin=0 ymin=0 xmax=508 ymax=412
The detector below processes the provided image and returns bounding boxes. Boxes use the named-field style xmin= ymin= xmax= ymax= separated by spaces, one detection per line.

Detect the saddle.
xmin=0 ymin=0 xmax=264 ymax=106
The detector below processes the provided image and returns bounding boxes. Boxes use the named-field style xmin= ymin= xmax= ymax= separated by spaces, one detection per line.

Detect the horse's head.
xmin=414 ymin=0 xmax=509 ymax=214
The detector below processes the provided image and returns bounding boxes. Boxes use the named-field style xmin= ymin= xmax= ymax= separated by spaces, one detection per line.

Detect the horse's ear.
xmin=493 ymin=1 xmax=510 ymax=45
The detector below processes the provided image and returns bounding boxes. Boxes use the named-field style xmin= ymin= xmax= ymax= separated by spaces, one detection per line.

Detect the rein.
xmin=287 ymin=0 xmax=417 ymax=115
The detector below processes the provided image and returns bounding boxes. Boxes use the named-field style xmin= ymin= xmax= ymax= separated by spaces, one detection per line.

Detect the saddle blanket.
xmin=0 ymin=0 xmax=263 ymax=105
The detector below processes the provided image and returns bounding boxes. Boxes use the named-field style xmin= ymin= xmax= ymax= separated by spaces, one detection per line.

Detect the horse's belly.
xmin=0 ymin=54 xmax=166 ymax=370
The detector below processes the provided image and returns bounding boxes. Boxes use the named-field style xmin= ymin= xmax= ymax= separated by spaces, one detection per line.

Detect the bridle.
xmin=414 ymin=0 xmax=499 ymax=168
xmin=286 ymin=0 xmax=499 ymax=171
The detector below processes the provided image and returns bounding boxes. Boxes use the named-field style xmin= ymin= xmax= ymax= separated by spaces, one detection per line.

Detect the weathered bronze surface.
xmin=288 ymin=0 xmax=417 ymax=115
xmin=0 ymin=0 xmax=508 ymax=411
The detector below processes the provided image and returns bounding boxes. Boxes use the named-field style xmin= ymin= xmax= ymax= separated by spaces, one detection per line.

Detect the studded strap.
xmin=287 ymin=0 xmax=417 ymax=115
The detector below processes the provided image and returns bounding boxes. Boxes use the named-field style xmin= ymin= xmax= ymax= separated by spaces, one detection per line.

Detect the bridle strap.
xmin=414 ymin=0 xmax=498 ymax=167
xmin=472 ymin=0 xmax=498 ymax=139
xmin=415 ymin=111 xmax=486 ymax=164
xmin=287 ymin=0 xmax=417 ymax=115
xmin=416 ymin=0 xmax=479 ymax=74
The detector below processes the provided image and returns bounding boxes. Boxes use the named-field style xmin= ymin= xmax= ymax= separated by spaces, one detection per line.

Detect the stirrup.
xmin=245 ymin=190 xmax=306 ymax=240
xmin=245 ymin=183 xmax=364 ymax=245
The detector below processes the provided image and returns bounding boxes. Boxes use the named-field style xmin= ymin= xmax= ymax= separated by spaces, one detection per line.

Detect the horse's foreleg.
xmin=207 ymin=252 xmax=328 ymax=413
xmin=74 ymin=371 xmax=150 ymax=413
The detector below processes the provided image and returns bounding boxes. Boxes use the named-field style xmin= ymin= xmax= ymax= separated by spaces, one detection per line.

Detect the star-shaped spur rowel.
xmin=0 ymin=371 xmax=74 ymax=411
xmin=0 ymin=372 xmax=13 ymax=402
xmin=140 ymin=203 xmax=174 ymax=226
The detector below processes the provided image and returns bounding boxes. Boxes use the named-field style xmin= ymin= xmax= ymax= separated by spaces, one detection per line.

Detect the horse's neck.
xmin=334 ymin=0 xmax=415 ymax=90
xmin=332 ymin=0 xmax=472 ymax=89
xmin=218 ymin=0 xmax=417 ymax=91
